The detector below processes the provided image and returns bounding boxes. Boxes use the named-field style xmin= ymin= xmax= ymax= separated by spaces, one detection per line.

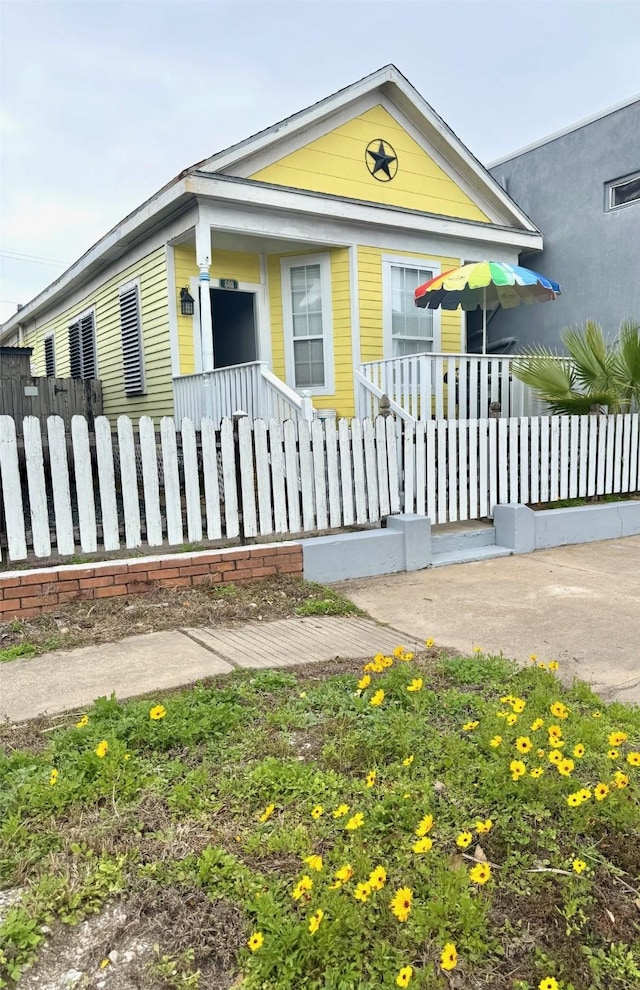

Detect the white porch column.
xmin=196 ymin=215 xmax=214 ymax=372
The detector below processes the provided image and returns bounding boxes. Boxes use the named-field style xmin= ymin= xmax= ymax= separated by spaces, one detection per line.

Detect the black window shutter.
xmin=119 ymin=285 xmax=145 ymax=395
xmin=69 ymin=322 xmax=82 ymax=379
xmin=44 ymin=337 xmax=55 ymax=377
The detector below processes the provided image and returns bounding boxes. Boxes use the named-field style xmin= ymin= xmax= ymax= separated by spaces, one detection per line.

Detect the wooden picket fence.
xmin=0 ymin=413 xmax=638 ymax=563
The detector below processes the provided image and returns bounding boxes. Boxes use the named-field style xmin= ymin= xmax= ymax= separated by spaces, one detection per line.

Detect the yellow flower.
xmin=549 ymin=701 xmax=569 ymax=719
xmin=412 ymin=836 xmax=433 ymax=853
xmin=495 ymin=710 xmax=508 ymax=719
xmin=396 ymin=965 xmax=413 ymax=988
xmin=370 ymin=689 xmax=385 ymax=707
xmin=573 ymin=743 xmax=585 ymax=758
xmin=403 ymin=652 xmax=415 ymax=661
xmin=311 ymin=805 xmax=324 ymax=819
xmin=303 ymin=855 xmax=323 ymax=872
xmin=95 ymin=740 xmax=109 ymax=758
xmin=353 ymin=881 xmax=372 ymax=902
xmin=425 ymin=637 xmax=435 ymax=648
xmin=557 ymin=758 xmax=575 ymax=777
xmin=440 ymin=942 xmax=458 ymax=971
xmin=402 ymin=755 xmax=414 ymax=767
xmin=407 ymin=678 xmax=423 ymax=693
xmin=594 ymin=782 xmax=609 ymax=801
xmin=124 ymin=753 xmax=131 ymax=761
xmin=363 ymin=661 xmax=377 ymax=672
xmin=390 ymin=886 xmax=413 ymax=922
xmin=529 ymin=653 xmax=537 ymax=663
xmin=548 ymin=750 xmax=563 ymax=765
xmin=538 ymin=662 xmax=547 ymax=670
xmin=369 ymin=865 xmax=387 ymax=890
xmin=456 ymin=831 xmax=473 ymax=849
xmin=404 ymin=793 xmax=411 ymax=799
xmin=308 ymin=909 xmax=324 ymax=934
xmin=345 ymin=812 xmax=364 ymax=831
xmin=572 ymin=858 xmax=587 ymax=874
xmin=99 ymin=959 xmax=110 ymax=969
xmin=510 ymin=760 xmax=526 ymax=780
xmin=292 ymin=875 xmax=313 ymax=900
xmin=530 ymin=767 xmax=544 ymax=778
xmin=539 ymin=979 xmax=559 ymax=990
xmin=537 ymin=749 xmax=546 ymax=759
xmin=566 ymin=792 xmax=582 ymax=808
xmin=613 ymin=771 xmax=629 ymax=788
xmin=149 ymin=704 xmax=166 ymax=720
xmin=516 ymin=736 xmax=533 ymax=754
xmin=608 ymin=731 xmax=628 ymax=747
xmin=506 ymin=713 xmax=518 ymax=726
xmin=357 ymin=674 xmax=371 ymax=691
xmin=591 ymin=710 xmax=602 ymax=718
xmin=259 ymin=804 xmax=275 ymax=822
xmin=365 ymin=770 xmax=376 ymax=788
xmin=393 ymin=645 xmax=407 ymax=659
xmin=511 ymin=698 xmax=526 ymax=713
xmin=333 ymin=804 xmax=350 ymax=818
xmin=626 ymin=751 xmax=640 ymax=766
xmin=462 ymin=720 xmax=479 ymax=731
xmin=299 ymin=691 xmax=307 ymax=698
xmin=75 ymin=715 xmax=89 ymax=728
xmin=578 ymin=788 xmax=592 ymax=801
xmin=475 ymin=819 xmax=493 ymax=833
xmin=531 ymin=718 xmax=544 ymax=731
xmin=334 ymin=864 xmax=354 ymax=884
xmin=469 ymin=862 xmax=492 ymax=884
xmin=415 ymin=813 xmax=434 ymax=836
xmin=473 ymin=646 xmax=483 ymax=654
xmin=490 ymin=735 xmax=503 ymax=748
xmin=49 ymin=768 xmax=58 ymax=786
xmin=547 ymin=725 xmax=562 ymax=738
xmin=248 ymin=931 xmax=264 ymax=952
xmin=607 ymin=749 xmax=619 ymax=760
xmin=548 ymin=661 xmax=559 ymax=671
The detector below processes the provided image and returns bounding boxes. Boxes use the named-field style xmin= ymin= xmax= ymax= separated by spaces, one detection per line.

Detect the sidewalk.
xmin=0 ymin=616 xmax=422 ymax=724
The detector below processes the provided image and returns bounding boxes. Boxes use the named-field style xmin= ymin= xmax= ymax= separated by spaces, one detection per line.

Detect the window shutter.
xmin=80 ymin=313 xmax=96 ymax=379
xmin=119 ymin=285 xmax=145 ymax=395
xmin=69 ymin=322 xmax=82 ymax=379
xmin=44 ymin=337 xmax=55 ymax=377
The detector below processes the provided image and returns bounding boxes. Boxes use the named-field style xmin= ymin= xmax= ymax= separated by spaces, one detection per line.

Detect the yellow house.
xmin=0 ymin=65 xmax=542 ymax=423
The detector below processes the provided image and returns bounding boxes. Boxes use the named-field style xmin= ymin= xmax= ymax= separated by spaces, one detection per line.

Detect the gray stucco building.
xmin=485 ymin=96 xmax=640 ymax=352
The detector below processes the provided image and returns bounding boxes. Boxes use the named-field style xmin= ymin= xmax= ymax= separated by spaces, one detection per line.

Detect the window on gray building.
xmin=607 ymin=172 xmax=640 ymax=210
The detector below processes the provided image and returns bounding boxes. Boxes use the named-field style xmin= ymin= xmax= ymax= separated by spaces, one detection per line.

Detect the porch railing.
xmin=356 ymin=353 xmax=554 ymax=421
xmin=173 ymin=362 xmax=315 ymax=425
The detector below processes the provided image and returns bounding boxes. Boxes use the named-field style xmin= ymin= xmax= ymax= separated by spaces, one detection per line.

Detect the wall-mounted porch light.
xmin=180 ymin=287 xmax=195 ymax=316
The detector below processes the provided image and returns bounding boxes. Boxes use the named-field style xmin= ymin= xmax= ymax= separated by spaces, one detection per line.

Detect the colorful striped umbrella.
xmin=414 ymin=261 xmax=561 ymax=353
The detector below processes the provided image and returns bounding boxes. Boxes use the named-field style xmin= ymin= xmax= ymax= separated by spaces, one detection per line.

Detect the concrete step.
xmin=431 ymin=525 xmax=496 ymax=554
xmin=431 ymin=545 xmax=513 ymax=568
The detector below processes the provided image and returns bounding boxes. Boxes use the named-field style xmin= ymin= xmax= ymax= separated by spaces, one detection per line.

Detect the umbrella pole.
xmin=482 ymin=285 xmax=487 ymax=355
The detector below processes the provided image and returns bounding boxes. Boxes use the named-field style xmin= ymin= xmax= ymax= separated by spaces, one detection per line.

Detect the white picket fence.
xmin=0 ymin=413 xmax=638 ymax=563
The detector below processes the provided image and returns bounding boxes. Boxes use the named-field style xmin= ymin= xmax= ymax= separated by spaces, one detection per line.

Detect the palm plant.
xmin=512 ymin=319 xmax=640 ymax=415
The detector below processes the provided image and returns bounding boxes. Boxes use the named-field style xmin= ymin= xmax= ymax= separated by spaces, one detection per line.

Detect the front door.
xmin=211 ymin=288 xmax=257 ymax=368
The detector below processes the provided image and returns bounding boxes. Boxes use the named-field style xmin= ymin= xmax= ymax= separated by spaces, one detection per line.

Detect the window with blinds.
xmin=119 ymin=283 xmax=145 ymax=396
xmin=68 ymin=312 xmax=96 ymax=380
xmin=281 ymin=254 xmax=334 ymax=394
xmin=389 ymin=265 xmax=435 ymax=357
xmin=44 ymin=336 xmax=55 ymax=377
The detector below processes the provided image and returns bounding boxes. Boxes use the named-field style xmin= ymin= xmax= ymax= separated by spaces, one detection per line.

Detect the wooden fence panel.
xmin=181 ymin=418 xmax=203 ymax=543
xmin=23 ymin=416 xmax=51 ymax=558
xmin=117 ymin=415 xmax=142 ymax=549
xmin=139 ymin=416 xmax=163 ymax=547
xmin=71 ymin=414 xmax=98 ymax=553
xmin=47 ymin=416 xmax=75 ymax=557
xmin=0 ymin=416 xmax=26 ymax=560
xmin=201 ymin=417 xmax=222 ymax=540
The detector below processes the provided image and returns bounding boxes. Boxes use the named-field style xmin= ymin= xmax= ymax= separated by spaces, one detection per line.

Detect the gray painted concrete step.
xmin=432 ymin=545 xmax=513 ymax=567
xmin=184 ymin=617 xmax=423 ymax=669
xmin=432 ymin=525 xmax=496 ymax=553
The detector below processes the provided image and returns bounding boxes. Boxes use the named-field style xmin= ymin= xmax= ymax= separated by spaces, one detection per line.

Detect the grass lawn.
xmin=0 ymin=647 xmax=639 ymax=989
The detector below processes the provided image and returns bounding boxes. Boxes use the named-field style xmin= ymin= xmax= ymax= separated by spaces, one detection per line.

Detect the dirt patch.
xmin=0 ymin=576 xmax=355 ymax=658
xmin=16 ymin=888 xmax=244 ymax=990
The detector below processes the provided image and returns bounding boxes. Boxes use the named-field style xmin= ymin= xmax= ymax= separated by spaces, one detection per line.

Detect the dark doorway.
xmin=211 ymin=289 xmax=257 ymax=368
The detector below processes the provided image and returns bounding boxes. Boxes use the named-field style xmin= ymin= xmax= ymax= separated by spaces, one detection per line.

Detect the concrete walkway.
xmin=0 ymin=617 xmax=422 ymax=724
xmin=340 ymin=536 xmax=640 ymax=705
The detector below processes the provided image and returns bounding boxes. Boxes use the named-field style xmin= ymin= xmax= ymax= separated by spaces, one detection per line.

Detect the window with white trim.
xmin=606 ymin=172 xmax=640 ymax=210
xmin=68 ymin=311 xmax=96 ymax=380
xmin=383 ymin=261 xmax=439 ymax=357
xmin=119 ymin=282 xmax=145 ymax=395
xmin=281 ymin=255 xmax=334 ymax=393
xmin=44 ymin=335 xmax=55 ymax=377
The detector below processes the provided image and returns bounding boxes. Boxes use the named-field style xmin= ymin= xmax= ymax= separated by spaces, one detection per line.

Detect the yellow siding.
xmin=173 ymin=243 xmax=261 ymax=374
xmin=250 ymin=104 xmax=489 ymax=222
xmin=268 ymin=248 xmax=354 ymax=418
xmin=358 ymin=247 xmax=463 ymax=362
xmin=24 ymin=247 xmax=173 ymax=421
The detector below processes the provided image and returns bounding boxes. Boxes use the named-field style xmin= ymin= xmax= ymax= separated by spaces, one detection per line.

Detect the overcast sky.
xmin=1 ymin=0 xmax=639 ymax=324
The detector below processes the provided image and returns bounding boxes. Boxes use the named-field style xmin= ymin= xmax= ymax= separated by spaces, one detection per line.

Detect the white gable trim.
xmin=200 ymin=65 xmax=537 ymax=233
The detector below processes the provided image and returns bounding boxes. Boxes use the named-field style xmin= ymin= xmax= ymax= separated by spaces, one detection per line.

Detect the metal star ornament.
xmin=365 ymin=139 xmax=398 ymax=181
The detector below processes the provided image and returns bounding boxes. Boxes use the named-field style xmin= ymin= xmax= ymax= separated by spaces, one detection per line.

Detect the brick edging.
xmin=0 ymin=543 xmax=303 ymax=620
